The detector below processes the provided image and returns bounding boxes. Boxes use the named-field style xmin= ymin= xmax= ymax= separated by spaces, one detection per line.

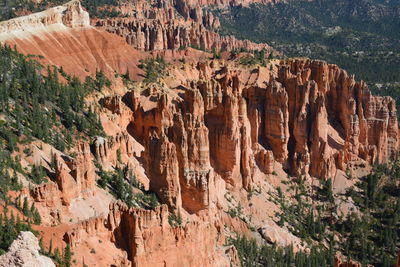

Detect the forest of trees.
xmin=214 ymin=0 xmax=400 ymax=83
xmin=0 ymin=44 xmax=105 ymax=154
xmin=39 ymin=239 xmax=72 ymax=267
xmin=0 ymin=206 xmax=37 ymax=255
xmin=138 ymin=55 xmax=168 ymax=84
xmin=230 ymin=235 xmax=335 ymax=267
xmin=0 ymin=44 xmax=111 ymax=252
xmin=239 ymin=159 xmax=400 ymax=267
xmin=0 ymin=0 xmax=125 ymax=21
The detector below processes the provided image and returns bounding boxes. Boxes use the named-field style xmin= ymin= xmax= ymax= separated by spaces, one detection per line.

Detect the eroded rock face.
xmin=124 ymin=58 xmax=398 ymax=214
xmin=176 ymin=0 xmax=275 ymax=8
xmin=93 ymin=0 xmax=273 ymax=53
xmin=279 ymin=59 xmax=398 ymax=177
xmin=0 ymin=0 xmax=89 ymax=36
xmin=0 ymin=0 xmax=143 ymax=80
xmin=0 ymin=232 xmax=55 ymax=267
xmin=31 ymin=142 xmax=96 ymax=207
xmin=62 ymin=201 xmax=238 ymax=267
xmin=129 ymin=86 xmax=212 ymax=212
xmin=107 ymin=202 xmax=236 ymax=267
xmin=95 ymin=17 xmax=271 ymax=52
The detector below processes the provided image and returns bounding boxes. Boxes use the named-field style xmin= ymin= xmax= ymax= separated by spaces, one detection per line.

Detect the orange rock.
xmin=1 ymin=3 xmax=398 ymax=266
xmin=61 ymin=202 xmax=239 ymax=267
xmin=92 ymin=0 xmax=274 ymax=53
xmin=0 ymin=0 xmax=143 ymax=81
xmin=107 ymin=202 xmax=238 ymax=267
xmin=31 ymin=142 xmax=96 ymax=207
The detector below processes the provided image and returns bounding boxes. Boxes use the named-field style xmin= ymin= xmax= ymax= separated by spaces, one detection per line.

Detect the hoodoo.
xmin=0 ymin=0 xmax=399 ymax=266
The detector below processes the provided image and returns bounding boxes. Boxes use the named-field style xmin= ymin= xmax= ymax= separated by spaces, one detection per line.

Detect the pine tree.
xmin=48 ymin=239 xmax=53 ymax=255
xmin=22 ymin=197 xmax=29 ymax=217
xmin=33 ymin=209 xmax=41 ymax=225
xmin=64 ymin=243 xmax=72 ymax=267
xmin=53 ymin=247 xmax=61 ymax=264
xmin=39 ymin=237 xmax=44 ymax=254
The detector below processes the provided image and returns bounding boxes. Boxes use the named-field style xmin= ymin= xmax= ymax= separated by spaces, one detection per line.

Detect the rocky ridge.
xmin=0 ymin=0 xmax=143 ymax=80
xmin=62 ymin=201 xmax=238 ymax=267
xmin=29 ymin=55 xmax=397 ymax=266
xmin=0 ymin=0 xmax=89 ymax=41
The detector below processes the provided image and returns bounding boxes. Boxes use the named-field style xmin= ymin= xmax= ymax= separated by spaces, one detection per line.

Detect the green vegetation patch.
xmin=0 ymin=45 xmax=105 ymax=154
xmin=96 ymin=163 xmax=159 ymax=210
xmin=214 ymin=0 xmax=400 ymax=83
xmin=268 ymin=159 xmax=400 ymax=266
xmin=138 ymin=55 xmax=168 ymax=84
xmin=0 ymin=206 xmax=38 ymax=255
xmin=230 ymin=235 xmax=334 ymax=267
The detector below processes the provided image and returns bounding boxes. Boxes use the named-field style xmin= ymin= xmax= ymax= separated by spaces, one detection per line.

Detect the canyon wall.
xmin=0 ymin=1 xmax=398 ymax=266
xmin=94 ymin=17 xmax=271 ymax=52
xmin=62 ymin=202 xmax=238 ymax=267
xmin=125 ymin=58 xmax=398 ymax=213
xmin=175 ymin=0 xmax=276 ymax=8
xmin=32 ymin=142 xmax=96 ymax=207
xmin=0 ymin=0 xmax=143 ymax=80
xmin=92 ymin=0 xmax=274 ymax=53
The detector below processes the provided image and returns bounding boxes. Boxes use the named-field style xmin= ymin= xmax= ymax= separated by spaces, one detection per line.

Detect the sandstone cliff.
xmin=0 ymin=0 xmax=89 ymax=37
xmin=60 ymin=201 xmax=239 ymax=267
xmin=176 ymin=0 xmax=276 ymax=8
xmin=92 ymin=0 xmax=274 ymax=53
xmin=0 ymin=0 xmax=143 ymax=80
xmin=28 ymin=56 xmax=398 ymax=267
xmin=121 ymin=58 xmax=398 ymax=214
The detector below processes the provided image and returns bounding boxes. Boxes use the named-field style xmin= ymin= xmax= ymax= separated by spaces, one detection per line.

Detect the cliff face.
xmin=93 ymin=0 xmax=274 ymax=53
xmin=61 ymin=202 xmax=238 ymax=267
xmin=32 ymin=142 xmax=96 ymax=207
xmin=279 ymin=60 xmax=398 ymax=177
xmin=175 ymin=0 xmax=276 ymax=8
xmin=0 ymin=0 xmax=89 ymax=36
xmin=121 ymin=58 xmax=398 ymax=214
xmin=49 ymin=49 xmax=400 ymax=263
xmin=0 ymin=0 xmax=143 ymax=80
xmin=107 ymin=202 xmax=237 ymax=267
xmin=94 ymin=18 xmax=270 ymax=52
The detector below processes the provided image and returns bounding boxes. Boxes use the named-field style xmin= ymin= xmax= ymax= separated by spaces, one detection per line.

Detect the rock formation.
xmin=279 ymin=59 xmax=398 ymax=177
xmin=123 ymin=58 xmax=398 ymax=213
xmin=92 ymin=0 xmax=274 ymax=53
xmin=62 ymin=201 xmax=239 ymax=267
xmin=94 ymin=17 xmax=271 ymax=52
xmin=31 ymin=142 xmax=96 ymax=207
xmin=0 ymin=0 xmax=89 ymax=36
xmin=176 ymin=0 xmax=276 ymax=8
xmin=0 ymin=231 xmax=55 ymax=267
xmin=0 ymin=0 xmax=143 ymax=80
xmin=107 ymin=202 xmax=236 ymax=267
xmin=0 ymin=1 xmax=398 ymax=267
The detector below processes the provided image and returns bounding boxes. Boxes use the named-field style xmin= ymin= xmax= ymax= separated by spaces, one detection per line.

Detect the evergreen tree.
xmin=64 ymin=244 xmax=72 ymax=267
xmin=22 ymin=197 xmax=29 ymax=217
